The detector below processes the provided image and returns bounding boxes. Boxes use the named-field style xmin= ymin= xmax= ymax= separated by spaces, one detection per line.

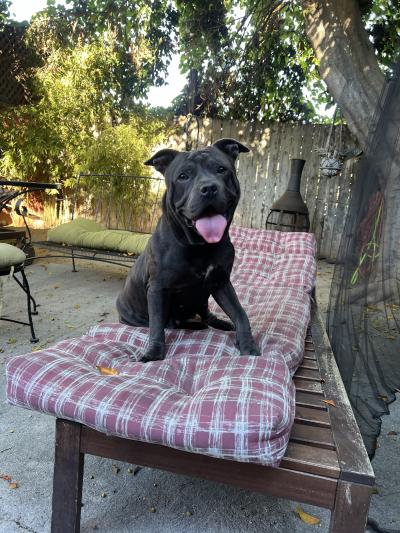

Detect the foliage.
xmin=362 ymin=0 xmax=400 ymax=71
xmin=0 ymin=0 xmax=10 ymax=27
xmin=30 ymin=0 xmax=179 ymax=109
xmin=171 ymin=0 xmax=400 ymax=122
xmin=81 ymin=112 xmax=168 ymax=177
xmin=0 ymin=37 xmax=167 ymax=188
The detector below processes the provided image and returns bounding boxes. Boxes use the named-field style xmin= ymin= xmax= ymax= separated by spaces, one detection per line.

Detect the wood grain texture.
xmin=51 ymin=419 xmax=84 ymax=533
xmin=310 ymin=304 xmax=375 ymax=485
xmin=80 ymin=424 xmax=337 ymax=508
xmin=329 ymin=480 xmax=373 ymax=533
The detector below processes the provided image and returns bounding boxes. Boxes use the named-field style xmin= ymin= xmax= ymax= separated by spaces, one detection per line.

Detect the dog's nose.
xmin=200 ymin=184 xmax=218 ymax=196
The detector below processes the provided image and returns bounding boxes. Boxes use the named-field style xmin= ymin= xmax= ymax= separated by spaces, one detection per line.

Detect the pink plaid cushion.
xmin=6 ymin=228 xmax=316 ymax=466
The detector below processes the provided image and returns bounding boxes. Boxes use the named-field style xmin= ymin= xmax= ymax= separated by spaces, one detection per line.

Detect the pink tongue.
xmin=195 ymin=215 xmax=227 ymax=243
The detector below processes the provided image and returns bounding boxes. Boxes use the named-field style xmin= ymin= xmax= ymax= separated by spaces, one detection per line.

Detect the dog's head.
xmin=145 ymin=138 xmax=249 ymax=245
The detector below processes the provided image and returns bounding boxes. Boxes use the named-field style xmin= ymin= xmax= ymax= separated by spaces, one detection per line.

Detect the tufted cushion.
xmin=6 ymin=228 xmax=316 ymax=466
xmin=47 ymin=217 xmax=151 ymax=255
xmin=0 ymin=243 xmax=26 ymax=269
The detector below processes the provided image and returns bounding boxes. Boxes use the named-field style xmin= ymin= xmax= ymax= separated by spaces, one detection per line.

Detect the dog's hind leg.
xmin=206 ymin=312 xmax=235 ymax=331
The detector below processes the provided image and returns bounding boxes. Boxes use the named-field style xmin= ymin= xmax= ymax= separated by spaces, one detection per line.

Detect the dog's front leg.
xmin=141 ymin=285 xmax=167 ymax=363
xmin=212 ymin=282 xmax=260 ymax=356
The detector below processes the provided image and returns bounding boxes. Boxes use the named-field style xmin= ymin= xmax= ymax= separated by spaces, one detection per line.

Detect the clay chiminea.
xmin=265 ymin=158 xmax=310 ymax=232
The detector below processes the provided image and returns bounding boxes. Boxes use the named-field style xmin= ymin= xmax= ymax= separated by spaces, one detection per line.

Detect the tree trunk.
xmin=302 ymin=0 xmax=385 ymax=150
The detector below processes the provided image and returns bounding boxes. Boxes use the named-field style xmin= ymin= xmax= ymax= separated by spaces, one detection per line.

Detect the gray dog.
xmin=116 ymin=138 xmax=260 ymax=363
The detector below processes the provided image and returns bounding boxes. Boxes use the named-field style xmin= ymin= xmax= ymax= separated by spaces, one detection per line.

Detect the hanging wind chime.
xmin=316 ymin=106 xmax=362 ymax=178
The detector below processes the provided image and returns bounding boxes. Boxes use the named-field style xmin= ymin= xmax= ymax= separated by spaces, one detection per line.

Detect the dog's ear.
xmin=212 ymin=138 xmax=250 ymax=161
xmin=145 ymin=149 xmax=179 ymax=175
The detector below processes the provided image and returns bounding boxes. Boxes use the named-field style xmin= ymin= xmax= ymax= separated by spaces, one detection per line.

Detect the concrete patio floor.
xmin=0 ymin=257 xmax=399 ymax=532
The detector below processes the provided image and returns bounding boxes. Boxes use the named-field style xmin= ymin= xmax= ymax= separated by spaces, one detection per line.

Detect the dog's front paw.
xmin=139 ymin=342 xmax=166 ymax=363
xmin=237 ymin=335 xmax=261 ymax=357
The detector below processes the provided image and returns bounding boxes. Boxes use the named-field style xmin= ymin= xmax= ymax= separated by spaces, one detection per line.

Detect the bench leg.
xmin=329 ymin=480 xmax=372 ymax=533
xmin=71 ymin=249 xmax=78 ymax=272
xmin=51 ymin=419 xmax=84 ymax=533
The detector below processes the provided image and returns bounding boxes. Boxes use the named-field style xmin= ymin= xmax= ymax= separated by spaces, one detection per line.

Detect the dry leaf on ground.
xmin=295 ymin=506 xmax=321 ymax=525
xmin=112 ymin=464 xmax=120 ymax=474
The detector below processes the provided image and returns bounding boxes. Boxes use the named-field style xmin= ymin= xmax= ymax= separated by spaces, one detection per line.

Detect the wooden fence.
xmin=166 ymin=117 xmax=360 ymax=261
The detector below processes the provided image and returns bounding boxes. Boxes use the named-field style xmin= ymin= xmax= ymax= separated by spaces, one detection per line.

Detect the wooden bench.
xmin=31 ymin=173 xmax=165 ymax=269
xmin=51 ymin=302 xmax=374 ymax=533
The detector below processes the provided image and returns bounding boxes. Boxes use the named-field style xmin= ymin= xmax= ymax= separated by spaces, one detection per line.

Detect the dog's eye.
xmin=217 ymin=166 xmax=226 ymax=174
xmin=177 ymin=173 xmax=189 ymax=181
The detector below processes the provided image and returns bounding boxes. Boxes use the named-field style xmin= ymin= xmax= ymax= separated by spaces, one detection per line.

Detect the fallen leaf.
xmin=322 ymin=399 xmax=336 ymax=407
xmin=387 ymin=431 xmax=398 ymax=436
xmin=7 ymin=338 xmax=17 ymax=345
xmin=9 ymin=482 xmax=18 ymax=489
xmin=378 ymin=395 xmax=388 ymax=402
xmin=65 ymin=323 xmax=76 ymax=329
xmin=0 ymin=474 xmax=12 ymax=482
xmin=74 ymin=304 xmax=81 ymax=309
xmin=149 ymin=507 xmax=156 ymax=513
xmin=366 ymin=304 xmax=381 ymax=312
xmin=185 ymin=511 xmax=193 ymax=517
xmin=112 ymin=464 xmax=120 ymax=474
xmin=128 ymin=466 xmax=141 ymax=475
xmin=101 ymin=492 xmax=107 ymax=498
xmin=97 ymin=366 xmax=119 ymax=376
xmin=295 ymin=506 xmax=321 ymax=525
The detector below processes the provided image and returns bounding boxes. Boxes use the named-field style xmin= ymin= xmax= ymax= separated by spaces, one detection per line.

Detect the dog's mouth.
xmin=184 ymin=207 xmax=229 ymax=243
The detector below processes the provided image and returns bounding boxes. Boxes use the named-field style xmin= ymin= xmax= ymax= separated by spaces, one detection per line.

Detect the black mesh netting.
xmin=327 ymin=61 xmax=400 ymax=458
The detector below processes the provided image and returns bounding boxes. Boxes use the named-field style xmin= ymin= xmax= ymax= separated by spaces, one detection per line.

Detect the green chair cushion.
xmin=0 ymin=243 xmax=26 ymax=268
xmin=47 ymin=218 xmax=151 ymax=255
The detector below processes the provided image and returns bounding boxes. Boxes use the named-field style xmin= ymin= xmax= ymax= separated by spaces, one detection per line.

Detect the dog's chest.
xmin=186 ymin=259 xmax=229 ymax=289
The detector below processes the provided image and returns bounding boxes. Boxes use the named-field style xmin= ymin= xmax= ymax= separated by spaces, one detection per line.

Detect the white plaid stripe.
xmin=6 ymin=228 xmax=316 ymax=466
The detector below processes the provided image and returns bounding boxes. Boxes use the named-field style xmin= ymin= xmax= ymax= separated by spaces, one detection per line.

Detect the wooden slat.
xmin=281 ymin=442 xmax=340 ymax=478
xmin=299 ymin=360 xmax=318 ymax=370
xmin=295 ymin=405 xmax=331 ymax=428
xmin=290 ymin=422 xmax=335 ymax=450
xmin=310 ymin=305 xmax=375 ymax=486
xmin=294 ymin=367 xmax=321 ymax=381
xmin=80 ymin=425 xmax=337 ymax=509
xmin=293 ymin=377 xmax=323 ymax=394
xmin=296 ymin=390 xmax=327 ymax=409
